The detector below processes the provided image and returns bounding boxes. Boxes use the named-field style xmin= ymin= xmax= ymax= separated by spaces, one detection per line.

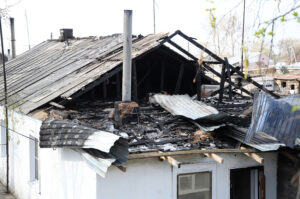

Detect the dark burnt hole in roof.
xmin=69 ymin=46 xmax=215 ymax=104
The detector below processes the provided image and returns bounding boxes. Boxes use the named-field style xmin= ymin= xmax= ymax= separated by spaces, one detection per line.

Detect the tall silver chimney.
xmin=122 ymin=10 xmax=132 ymax=102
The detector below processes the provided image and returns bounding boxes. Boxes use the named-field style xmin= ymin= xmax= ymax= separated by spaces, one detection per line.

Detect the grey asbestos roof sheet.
xmin=0 ymin=33 xmax=168 ymax=114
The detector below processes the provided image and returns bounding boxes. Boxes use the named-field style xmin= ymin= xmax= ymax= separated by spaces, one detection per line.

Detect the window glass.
xmin=1 ymin=120 xmax=6 ymax=157
xmin=30 ymin=136 xmax=39 ymax=181
xmin=178 ymin=172 xmax=211 ymax=199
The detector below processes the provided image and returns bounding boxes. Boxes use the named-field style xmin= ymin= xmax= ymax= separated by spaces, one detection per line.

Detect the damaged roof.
xmin=0 ymin=33 xmax=170 ymax=114
xmin=40 ymin=117 xmax=128 ymax=177
xmin=40 ymin=93 xmax=286 ymax=154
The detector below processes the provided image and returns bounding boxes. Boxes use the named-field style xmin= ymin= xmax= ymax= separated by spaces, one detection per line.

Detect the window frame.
xmin=29 ymin=135 xmax=39 ymax=182
xmin=1 ymin=119 xmax=6 ymax=157
xmin=177 ymin=171 xmax=212 ymax=198
xmin=172 ymin=162 xmax=216 ymax=199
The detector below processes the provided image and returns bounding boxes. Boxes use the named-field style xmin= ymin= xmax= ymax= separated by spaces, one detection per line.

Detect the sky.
xmin=0 ymin=0 xmax=300 ymax=56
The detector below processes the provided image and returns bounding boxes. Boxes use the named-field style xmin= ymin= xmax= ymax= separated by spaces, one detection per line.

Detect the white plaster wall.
xmin=97 ymin=158 xmax=173 ymax=199
xmin=0 ymin=105 xmax=98 ymax=199
xmin=0 ymin=106 xmax=42 ymax=199
xmin=40 ymin=148 xmax=97 ymax=199
xmin=97 ymin=152 xmax=277 ymax=199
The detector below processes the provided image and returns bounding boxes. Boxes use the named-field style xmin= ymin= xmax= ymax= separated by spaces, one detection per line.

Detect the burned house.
xmin=0 ymin=27 xmax=299 ymax=199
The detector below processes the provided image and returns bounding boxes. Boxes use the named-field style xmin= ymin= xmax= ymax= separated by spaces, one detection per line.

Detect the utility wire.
xmin=241 ymin=0 xmax=246 ymax=72
xmin=0 ymin=124 xmax=38 ymax=142
xmin=153 ymin=0 xmax=156 ymax=34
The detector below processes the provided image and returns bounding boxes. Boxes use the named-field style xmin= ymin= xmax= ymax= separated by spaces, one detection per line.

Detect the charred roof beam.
xmin=174 ymin=30 xmax=280 ymax=99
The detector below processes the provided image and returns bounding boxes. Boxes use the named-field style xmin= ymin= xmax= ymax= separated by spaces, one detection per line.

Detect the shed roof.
xmin=274 ymin=75 xmax=300 ymax=81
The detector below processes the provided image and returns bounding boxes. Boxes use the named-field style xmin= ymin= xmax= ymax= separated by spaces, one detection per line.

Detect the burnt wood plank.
xmin=160 ymin=61 xmax=165 ymax=91
xmin=174 ymin=63 xmax=184 ymax=94
xmin=224 ymin=57 xmax=232 ymax=100
xmin=196 ymin=64 xmax=202 ymax=101
xmin=176 ymin=30 xmax=279 ymax=98
xmin=132 ymin=60 xmax=138 ymax=101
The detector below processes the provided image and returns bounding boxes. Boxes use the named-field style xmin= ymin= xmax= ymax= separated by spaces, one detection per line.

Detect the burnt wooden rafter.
xmin=210 ymin=66 xmax=240 ymax=97
xmin=132 ymin=60 xmax=138 ymax=101
xmin=225 ymin=58 xmax=232 ymax=100
xmin=218 ymin=62 xmax=226 ymax=103
xmin=163 ymin=30 xmax=280 ymax=99
xmin=174 ymin=63 xmax=185 ymax=94
xmin=196 ymin=63 xmax=202 ymax=101
xmin=166 ymin=37 xmax=252 ymax=98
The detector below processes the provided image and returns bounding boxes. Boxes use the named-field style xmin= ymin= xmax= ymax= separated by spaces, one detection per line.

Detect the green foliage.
xmin=206 ymin=8 xmax=217 ymax=29
xmin=254 ymin=27 xmax=266 ymax=38
xmin=293 ymin=11 xmax=298 ymax=17
xmin=292 ymin=105 xmax=300 ymax=112
xmin=281 ymin=16 xmax=285 ymax=22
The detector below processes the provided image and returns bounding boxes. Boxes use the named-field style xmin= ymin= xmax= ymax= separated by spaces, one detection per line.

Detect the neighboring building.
xmin=243 ymin=76 xmax=276 ymax=92
xmin=228 ymin=52 xmax=274 ymax=71
xmin=274 ymin=75 xmax=300 ymax=94
xmin=0 ymin=30 xmax=298 ymax=199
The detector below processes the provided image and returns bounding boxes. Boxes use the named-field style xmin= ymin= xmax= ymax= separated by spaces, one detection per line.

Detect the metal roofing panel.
xmin=75 ymin=149 xmax=115 ymax=178
xmin=0 ymin=33 xmax=168 ymax=114
xmin=223 ymin=126 xmax=284 ymax=151
xmin=40 ymin=117 xmax=129 ymax=168
xmin=246 ymin=92 xmax=300 ymax=148
xmin=150 ymin=94 xmax=219 ymax=120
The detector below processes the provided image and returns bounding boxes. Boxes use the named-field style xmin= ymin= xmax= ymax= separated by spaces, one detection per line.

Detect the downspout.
xmin=10 ymin=18 xmax=16 ymax=59
xmin=122 ymin=10 xmax=132 ymax=102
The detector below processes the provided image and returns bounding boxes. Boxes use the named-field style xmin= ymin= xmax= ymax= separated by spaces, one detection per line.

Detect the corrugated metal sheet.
xmin=223 ymin=126 xmax=284 ymax=151
xmin=40 ymin=117 xmax=128 ymax=176
xmin=0 ymin=33 xmax=168 ymax=114
xmin=75 ymin=149 xmax=115 ymax=178
xmin=150 ymin=94 xmax=219 ymax=120
xmin=246 ymin=92 xmax=300 ymax=148
xmin=150 ymin=94 xmax=249 ymax=131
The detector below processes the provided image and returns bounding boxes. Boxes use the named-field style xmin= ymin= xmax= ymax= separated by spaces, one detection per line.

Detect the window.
xmin=291 ymin=84 xmax=295 ymax=90
xmin=1 ymin=120 xmax=6 ymax=157
xmin=178 ymin=172 xmax=211 ymax=199
xmin=30 ymin=136 xmax=39 ymax=181
xmin=281 ymin=82 xmax=286 ymax=88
